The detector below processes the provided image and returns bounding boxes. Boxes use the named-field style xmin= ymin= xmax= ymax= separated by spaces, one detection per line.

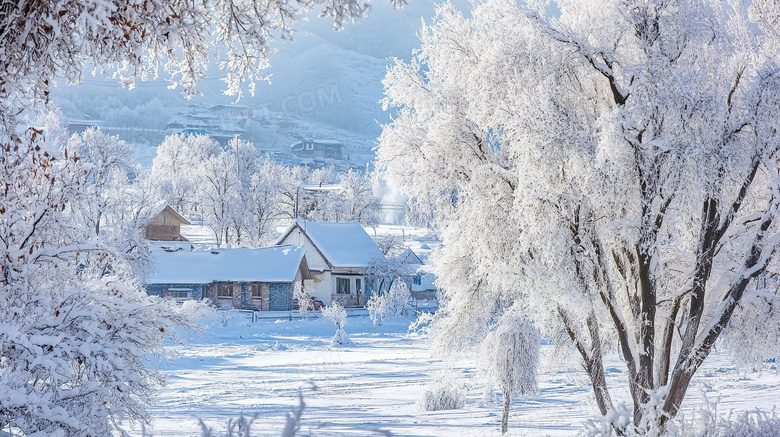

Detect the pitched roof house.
xmin=290 ymin=139 xmax=344 ymax=160
xmin=145 ymin=246 xmax=311 ymax=311
xmin=146 ymin=205 xmax=190 ymax=242
xmin=276 ymin=219 xmax=386 ymax=307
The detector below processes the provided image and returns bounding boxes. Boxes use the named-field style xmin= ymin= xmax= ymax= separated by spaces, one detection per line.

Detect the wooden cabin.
xmin=146 ymin=205 xmax=190 ymax=242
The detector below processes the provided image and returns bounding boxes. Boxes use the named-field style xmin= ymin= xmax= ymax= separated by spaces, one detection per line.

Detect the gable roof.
xmin=146 ymin=245 xmax=307 ymax=284
xmin=277 ymin=219 xmax=386 ymax=268
xmin=399 ymin=248 xmax=423 ymax=265
xmin=150 ymin=205 xmax=190 ymax=226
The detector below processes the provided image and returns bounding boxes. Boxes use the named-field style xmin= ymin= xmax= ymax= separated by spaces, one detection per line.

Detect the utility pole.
xmin=294 ymin=187 xmax=299 ymax=219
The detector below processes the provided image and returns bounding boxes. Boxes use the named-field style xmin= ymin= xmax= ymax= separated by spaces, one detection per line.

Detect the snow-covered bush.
xmin=367 ymin=280 xmax=415 ymax=332
xmin=322 ymin=302 xmax=353 ymax=347
xmin=718 ymin=409 xmax=780 ymax=437
xmin=582 ymin=406 xmax=780 ymax=437
xmin=179 ymin=299 xmax=219 ymax=321
xmin=0 ymin=130 xmax=198 ymax=435
xmin=417 ymin=368 xmax=466 ymax=411
xmin=293 ymin=281 xmax=314 ymax=320
xmin=478 ymin=311 xmax=540 ymax=434
xmin=719 ymin=289 xmax=780 ymax=369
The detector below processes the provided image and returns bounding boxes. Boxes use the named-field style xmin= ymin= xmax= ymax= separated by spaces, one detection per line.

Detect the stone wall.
xmin=269 ymin=282 xmax=293 ymax=311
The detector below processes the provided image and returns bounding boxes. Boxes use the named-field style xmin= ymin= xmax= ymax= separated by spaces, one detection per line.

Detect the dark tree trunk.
xmin=501 ymin=389 xmax=510 ymax=435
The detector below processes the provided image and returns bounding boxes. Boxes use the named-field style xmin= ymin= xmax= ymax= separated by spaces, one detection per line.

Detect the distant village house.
xmin=291 ymin=139 xmax=344 ymax=160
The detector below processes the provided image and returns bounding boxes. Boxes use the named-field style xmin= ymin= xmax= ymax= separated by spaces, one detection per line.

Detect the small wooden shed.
xmin=146 ymin=205 xmax=190 ymax=241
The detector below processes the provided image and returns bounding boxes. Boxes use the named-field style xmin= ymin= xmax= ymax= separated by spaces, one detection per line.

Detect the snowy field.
xmin=137 ymin=313 xmax=780 ymax=437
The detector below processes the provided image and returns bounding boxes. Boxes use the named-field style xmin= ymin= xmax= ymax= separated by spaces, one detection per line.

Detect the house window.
xmin=305 ymin=142 xmax=314 ymax=150
xmin=250 ymin=283 xmax=268 ymax=298
xmin=414 ymin=273 xmax=422 ymax=286
xmin=217 ymin=284 xmax=233 ymax=297
xmin=337 ymin=277 xmax=350 ymax=294
xmin=355 ymin=278 xmax=362 ymax=295
xmin=164 ymin=288 xmax=191 ymax=299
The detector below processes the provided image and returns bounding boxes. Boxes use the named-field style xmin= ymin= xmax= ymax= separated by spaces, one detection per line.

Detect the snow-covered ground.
xmin=138 ymin=314 xmax=780 ymax=436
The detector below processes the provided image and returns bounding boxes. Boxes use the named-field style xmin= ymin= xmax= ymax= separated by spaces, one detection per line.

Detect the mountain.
xmin=49 ymin=0 xmax=470 ymax=166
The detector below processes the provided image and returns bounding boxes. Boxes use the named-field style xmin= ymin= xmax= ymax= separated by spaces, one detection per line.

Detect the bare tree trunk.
xmin=559 ymin=309 xmax=614 ymax=416
xmin=501 ymin=389 xmax=510 ymax=435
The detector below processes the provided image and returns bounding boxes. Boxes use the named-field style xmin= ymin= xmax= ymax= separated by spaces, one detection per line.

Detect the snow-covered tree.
xmin=0 ymin=0 xmax=404 ymax=122
xmin=478 ymin=312 xmax=539 ymax=434
xmin=0 ymin=127 xmax=197 ymax=435
xmin=243 ymin=156 xmax=289 ymax=247
xmin=196 ymin=149 xmax=241 ymax=247
xmin=365 ymin=247 xmax=415 ymax=297
xmin=308 ymin=166 xmax=337 ymax=187
xmin=224 ymin=138 xmax=261 ymax=247
xmin=366 ymin=281 xmax=415 ymax=333
xmin=332 ymin=169 xmax=381 ymax=228
xmin=31 ymin=113 xmax=160 ymax=278
xmin=293 ymin=281 xmax=314 ymax=320
xmin=151 ymin=134 xmax=219 ymax=215
xmin=378 ymin=0 xmax=780 ymax=432
xmin=322 ymin=302 xmax=353 ymax=347
xmin=277 ymin=165 xmax=312 ymax=220
xmin=67 ymin=127 xmax=134 ymax=235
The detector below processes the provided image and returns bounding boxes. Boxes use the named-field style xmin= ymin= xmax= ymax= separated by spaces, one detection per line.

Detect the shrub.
xmin=367 ymin=280 xmax=416 ymax=333
xmin=322 ymin=302 xmax=353 ymax=347
xmin=417 ymin=369 xmax=466 ymax=411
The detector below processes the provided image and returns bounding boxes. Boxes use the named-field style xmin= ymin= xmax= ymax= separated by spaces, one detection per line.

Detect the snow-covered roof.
xmin=399 ymin=248 xmax=423 ymax=266
xmin=311 ymin=139 xmax=342 ymax=145
xmin=301 ymin=183 xmax=342 ymax=192
xmin=278 ymin=219 xmax=385 ymax=268
xmin=150 ymin=205 xmax=190 ymax=226
xmin=412 ymin=268 xmax=437 ymax=292
xmin=147 ymin=246 xmax=306 ymax=284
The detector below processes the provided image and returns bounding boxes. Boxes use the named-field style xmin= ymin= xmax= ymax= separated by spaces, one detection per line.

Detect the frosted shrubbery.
xmin=581 ymin=404 xmax=780 ymax=437
xmin=417 ymin=369 xmax=466 ymax=411
xmin=293 ymin=282 xmax=315 ymax=320
xmin=179 ymin=299 xmax=219 ymax=321
xmin=323 ymin=302 xmax=353 ymax=347
xmin=367 ymin=280 xmax=415 ymax=332
xmin=718 ymin=409 xmax=780 ymax=437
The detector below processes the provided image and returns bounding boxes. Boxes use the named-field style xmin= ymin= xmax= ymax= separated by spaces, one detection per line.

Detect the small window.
xmin=250 ymin=283 xmax=268 ymax=298
xmin=165 ymin=288 xmax=191 ymax=299
xmin=337 ymin=278 xmax=350 ymax=294
xmin=305 ymin=142 xmax=314 ymax=150
xmin=217 ymin=284 xmax=233 ymax=297
xmin=355 ymin=278 xmax=362 ymax=295
xmin=414 ymin=273 xmax=422 ymax=286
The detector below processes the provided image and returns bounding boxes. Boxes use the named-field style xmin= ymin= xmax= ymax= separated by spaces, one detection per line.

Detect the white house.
xmin=275 ymin=219 xmax=386 ymax=307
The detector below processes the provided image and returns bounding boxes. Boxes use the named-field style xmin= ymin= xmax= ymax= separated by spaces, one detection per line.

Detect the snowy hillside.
xmin=49 ymin=0 xmax=470 ymax=167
